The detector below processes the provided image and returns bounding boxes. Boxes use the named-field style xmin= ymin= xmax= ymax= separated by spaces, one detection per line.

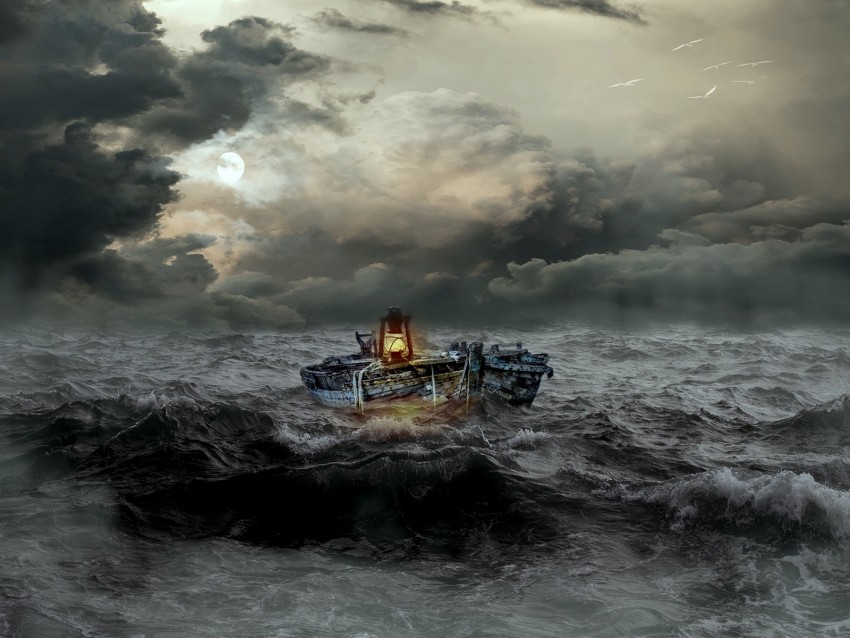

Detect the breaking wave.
xmin=771 ymin=394 xmax=850 ymax=433
xmin=607 ymin=468 xmax=850 ymax=542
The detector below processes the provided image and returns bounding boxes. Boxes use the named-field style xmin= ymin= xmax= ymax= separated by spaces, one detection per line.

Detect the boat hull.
xmin=480 ymin=351 xmax=553 ymax=405
xmin=301 ymin=354 xmax=552 ymax=408
xmin=300 ymin=357 xmax=466 ymax=408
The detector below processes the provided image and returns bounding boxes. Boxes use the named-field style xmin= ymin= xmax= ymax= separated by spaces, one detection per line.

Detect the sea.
xmin=1 ymin=322 xmax=849 ymax=637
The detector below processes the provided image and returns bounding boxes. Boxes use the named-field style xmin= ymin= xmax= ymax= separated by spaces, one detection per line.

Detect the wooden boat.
xmin=300 ymin=308 xmax=553 ymax=409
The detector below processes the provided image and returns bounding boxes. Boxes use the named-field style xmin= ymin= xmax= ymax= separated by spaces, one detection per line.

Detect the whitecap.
xmin=274 ymin=425 xmax=340 ymax=454
xmin=500 ymin=428 xmax=552 ymax=450
xmin=354 ymin=416 xmax=447 ymax=442
xmin=607 ymin=468 xmax=850 ymax=540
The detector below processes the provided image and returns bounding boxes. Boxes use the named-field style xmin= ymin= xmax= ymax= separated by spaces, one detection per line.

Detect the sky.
xmin=1 ymin=0 xmax=849 ymax=329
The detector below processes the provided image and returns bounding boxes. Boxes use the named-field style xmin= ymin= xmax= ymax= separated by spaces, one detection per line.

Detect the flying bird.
xmin=608 ymin=78 xmax=643 ymax=88
xmin=737 ymin=60 xmax=772 ymax=67
xmin=688 ymin=85 xmax=717 ymax=98
xmin=672 ymin=38 xmax=704 ymax=51
xmin=732 ymin=76 xmax=767 ymax=85
xmin=699 ymin=61 xmax=733 ymax=71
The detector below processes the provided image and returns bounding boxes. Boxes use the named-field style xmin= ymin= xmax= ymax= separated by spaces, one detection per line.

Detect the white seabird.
xmin=732 ymin=76 xmax=767 ymax=85
xmin=688 ymin=84 xmax=717 ymax=98
xmin=608 ymin=78 xmax=644 ymax=88
xmin=672 ymin=38 xmax=704 ymax=51
xmin=699 ymin=61 xmax=732 ymax=71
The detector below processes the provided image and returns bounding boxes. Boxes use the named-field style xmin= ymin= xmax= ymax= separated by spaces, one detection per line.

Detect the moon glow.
xmin=216 ymin=152 xmax=245 ymax=184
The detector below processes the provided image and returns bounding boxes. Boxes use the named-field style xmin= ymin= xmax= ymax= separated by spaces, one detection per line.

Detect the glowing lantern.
xmin=386 ymin=335 xmax=406 ymax=353
xmin=379 ymin=307 xmax=413 ymax=362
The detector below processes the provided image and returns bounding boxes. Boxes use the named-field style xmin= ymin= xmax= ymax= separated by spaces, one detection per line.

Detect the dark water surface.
xmin=2 ymin=324 xmax=850 ymax=637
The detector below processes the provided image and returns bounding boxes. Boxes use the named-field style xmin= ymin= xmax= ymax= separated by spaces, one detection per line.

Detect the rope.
xmin=458 ymin=355 xmax=470 ymax=407
xmin=354 ymin=360 xmax=381 ymax=411
xmin=431 ymin=364 xmax=437 ymax=406
xmin=352 ymin=371 xmax=361 ymax=410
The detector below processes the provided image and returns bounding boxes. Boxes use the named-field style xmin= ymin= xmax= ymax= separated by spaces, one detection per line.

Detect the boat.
xmin=300 ymin=307 xmax=553 ymax=409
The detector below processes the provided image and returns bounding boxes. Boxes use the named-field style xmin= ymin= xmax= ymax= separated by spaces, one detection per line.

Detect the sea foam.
xmin=610 ymin=468 xmax=850 ymax=540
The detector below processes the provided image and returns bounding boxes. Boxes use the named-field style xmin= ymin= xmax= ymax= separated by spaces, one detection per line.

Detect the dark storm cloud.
xmin=215 ymin=80 xmax=850 ymax=324
xmin=140 ymin=16 xmax=331 ymax=147
xmin=0 ymin=0 xmax=195 ymax=328
xmin=0 ymin=4 xmax=180 ymax=131
xmin=281 ymin=99 xmax=349 ymax=133
xmin=218 ymin=262 xmax=474 ymax=324
xmin=583 ymin=125 xmax=797 ymax=258
xmin=62 ymin=235 xmax=303 ymax=328
xmin=0 ymin=2 xmax=316 ymax=329
xmin=373 ymin=0 xmax=644 ymax=22
xmin=0 ymin=2 xmax=29 ymax=44
xmin=0 ymin=2 xmax=328 ymax=327
xmin=487 ymin=220 xmax=850 ymax=323
xmin=312 ymin=8 xmax=409 ymax=36
xmin=72 ymin=234 xmax=219 ymax=303
xmin=0 ymin=122 xmax=179 ymax=285
xmin=378 ymin=0 xmax=481 ymax=19
xmin=1 ymin=1 xmax=169 ymax=66
xmin=473 ymin=127 xmax=850 ymax=323
xmin=200 ymin=16 xmax=298 ymax=65
xmin=221 ymin=90 xmax=646 ymax=321
xmin=525 ymin=0 xmax=645 ymax=23
xmin=0 ymin=1 xmax=185 ymax=296
xmin=690 ymin=196 xmax=850 ymax=244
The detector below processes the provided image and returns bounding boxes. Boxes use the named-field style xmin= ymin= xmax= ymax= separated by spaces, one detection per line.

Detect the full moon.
xmin=216 ymin=152 xmax=245 ymax=184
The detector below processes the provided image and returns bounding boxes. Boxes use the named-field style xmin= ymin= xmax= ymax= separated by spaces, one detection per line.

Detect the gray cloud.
xmin=0 ymin=3 xmax=336 ymax=328
xmin=0 ymin=0 xmax=185 ymax=311
xmin=487 ymin=219 xmax=850 ymax=323
xmin=0 ymin=7 xmax=180 ymax=132
xmin=0 ymin=122 xmax=179 ymax=289
xmin=215 ymin=263 xmax=474 ymax=324
xmin=211 ymin=89 xmax=645 ymax=321
xmin=375 ymin=0 xmax=645 ymax=22
xmin=0 ymin=2 xmax=30 ymax=44
xmin=64 ymin=235 xmax=303 ymax=329
xmin=312 ymin=8 xmax=409 ymax=36
xmin=201 ymin=78 xmax=850 ymax=324
xmin=70 ymin=235 xmax=216 ymax=304
xmin=378 ymin=0 xmax=482 ymax=19
xmin=690 ymin=196 xmax=850 ymax=244
xmin=200 ymin=16 xmax=298 ymax=65
xmin=0 ymin=3 xmax=317 ymax=329
xmin=526 ymin=0 xmax=644 ymax=23
xmin=140 ymin=16 xmax=332 ymax=147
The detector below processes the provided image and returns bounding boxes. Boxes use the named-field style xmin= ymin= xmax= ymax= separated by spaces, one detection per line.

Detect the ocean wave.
xmin=600 ymin=346 xmax=652 ymax=361
xmin=716 ymin=373 xmax=769 ymax=385
xmin=498 ymin=428 xmax=552 ymax=450
xmin=133 ymin=389 xmax=200 ymax=412
xmin=90 ymin=400 xmax=276 ymax=474
xmin=761 ymin=395 xmax=850 ymax=449
xmin=196 ymin=334 xmax=257 ymax=348
xmin=353 ymin=417 xmax=450 ymax=443
xmin=274 ymin=424 xmax=334 ymax=449
xmin=607 ymin=468 xmax=850 ymax=541
xmin=778 ymin=394 xmax=850 ymax=428
xmin=746 ymin=386 xmax=806 ymax=405
xmin=0 ymin=381 xmax=104 ymax=413
xmin=6 ymin=349 xmax=97 ymax=372
xmin=107 ymin=442 xmax=552 ymax=547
